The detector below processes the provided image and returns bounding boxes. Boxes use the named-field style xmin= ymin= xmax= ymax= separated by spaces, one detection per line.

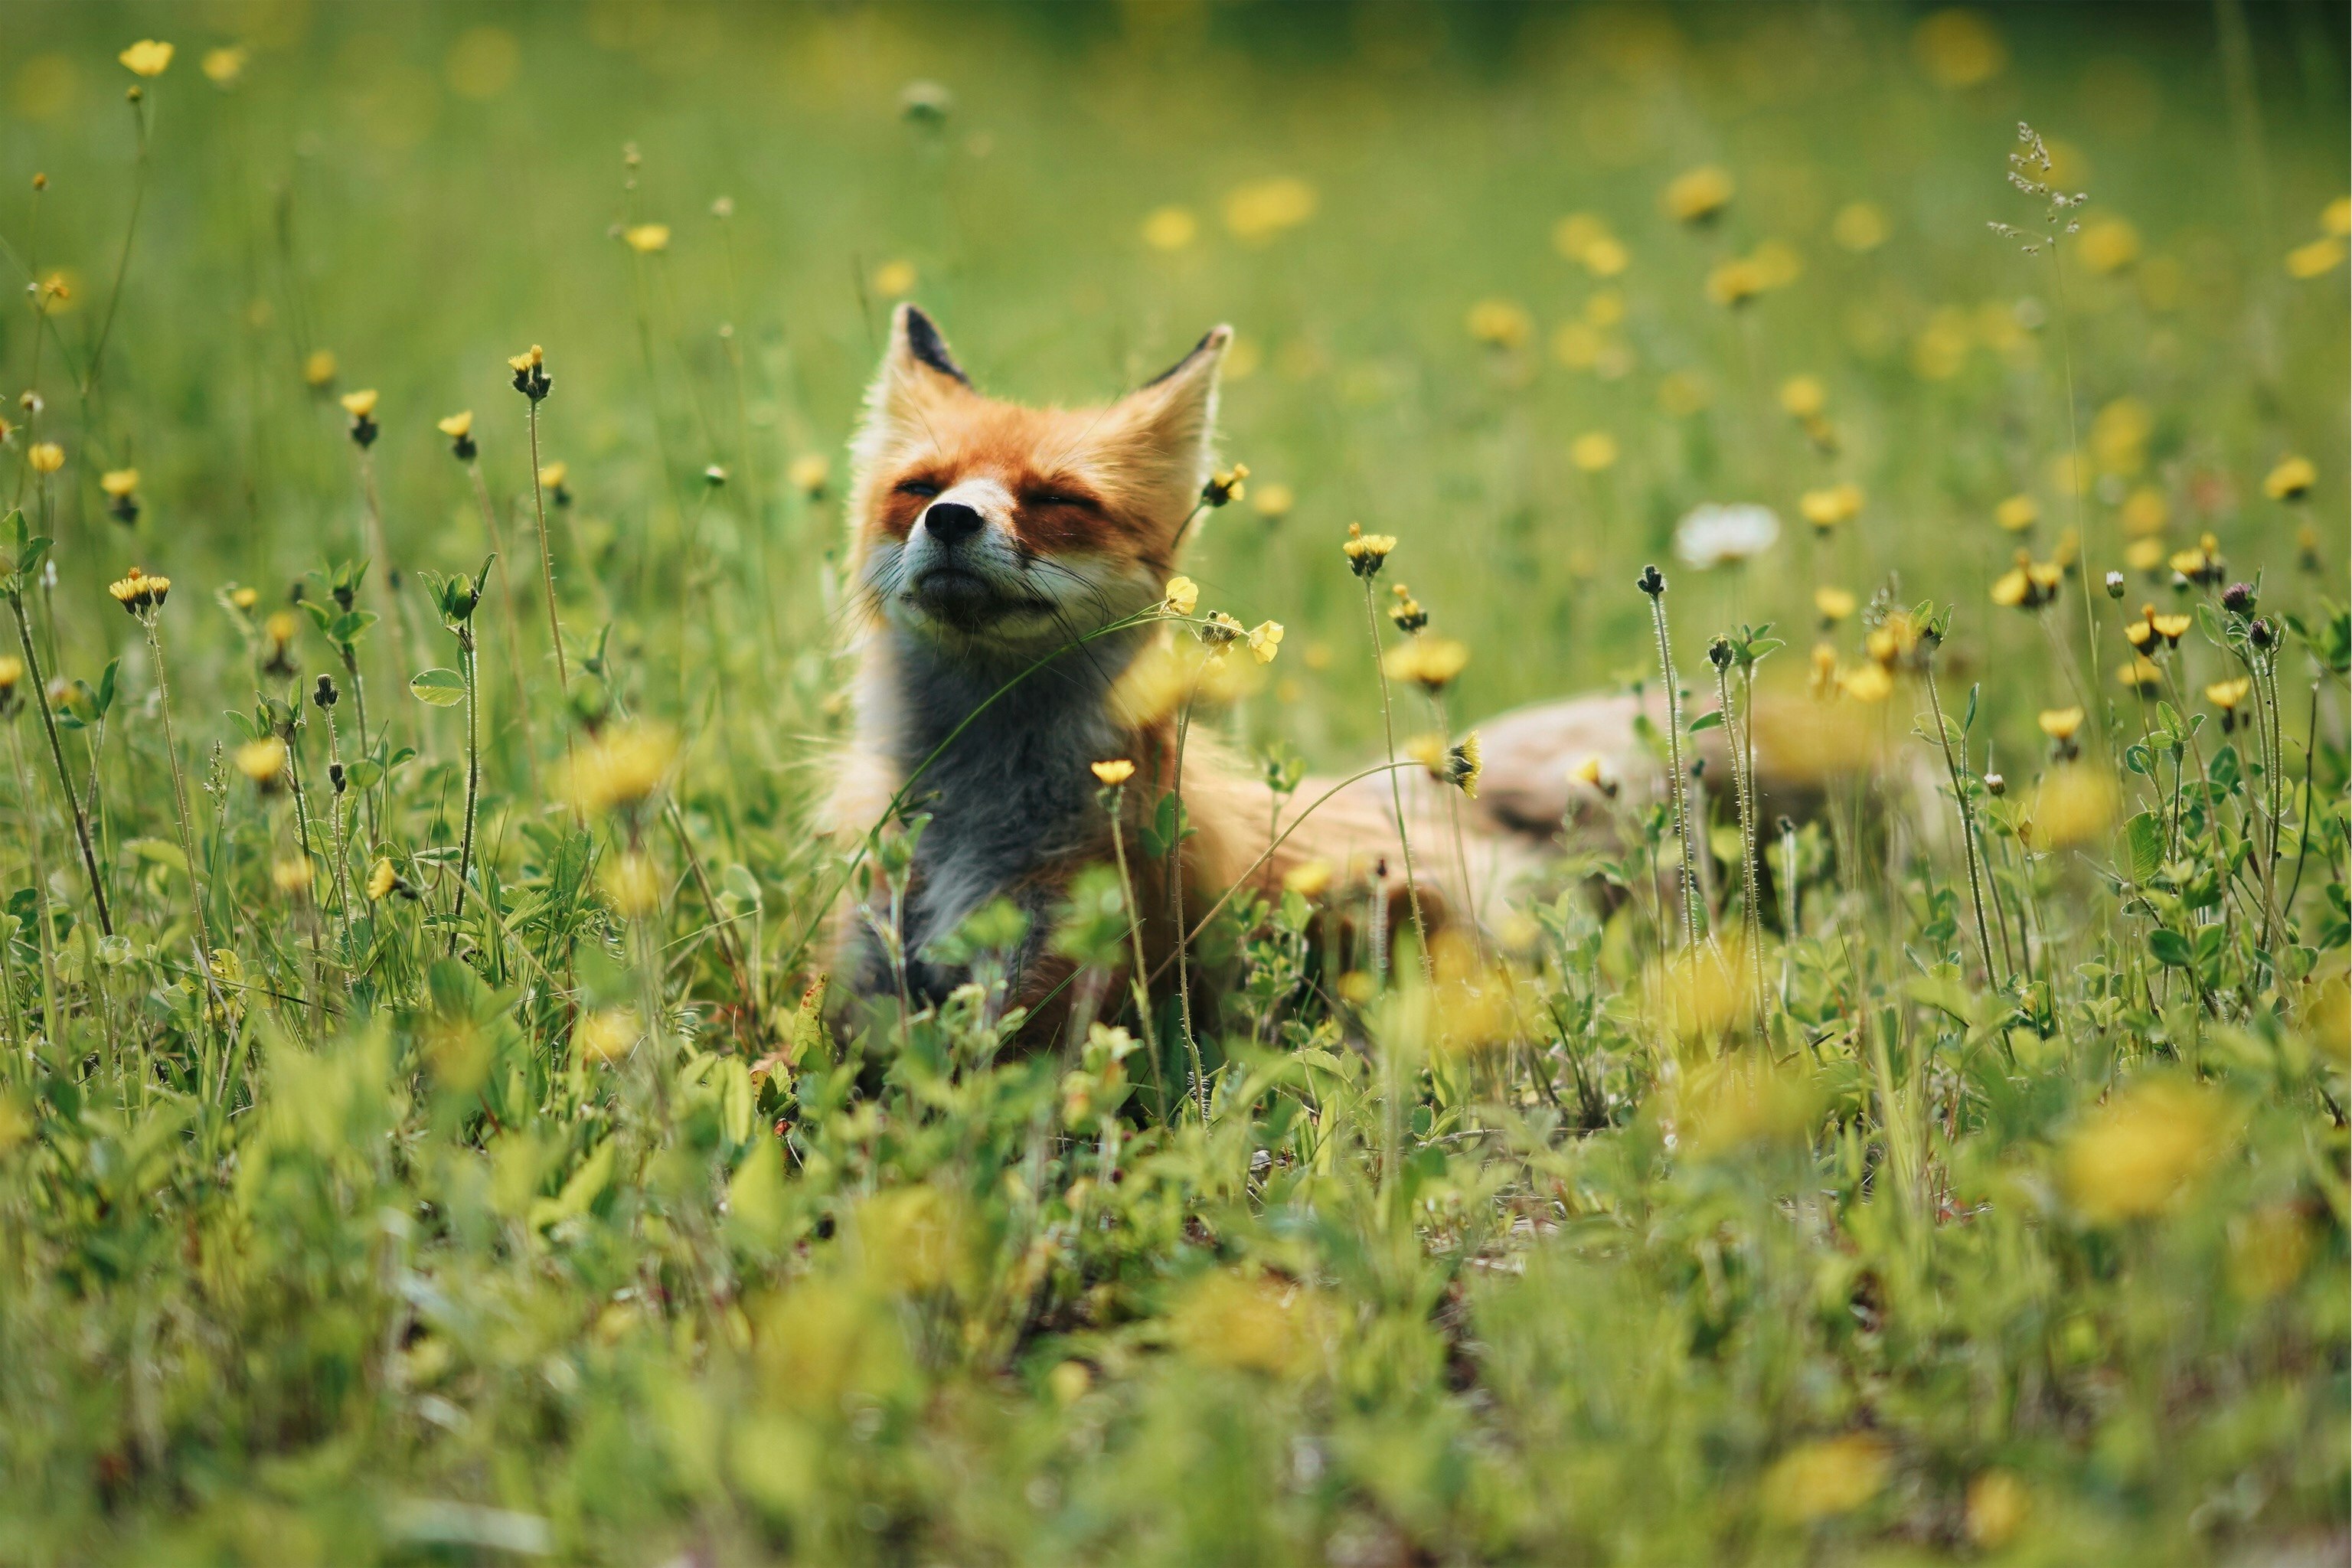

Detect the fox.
xmin=825 ymin=304 xmax=1803 ymax=1035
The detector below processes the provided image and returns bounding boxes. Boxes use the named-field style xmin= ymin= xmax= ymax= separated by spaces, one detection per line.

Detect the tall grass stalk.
xmin=1919 ymin=639 xmax=2002 ymax=988
xmin=7 ymin=577 xmax=112 ymax=936
xmin=1357 ymin=575 xmax=1433 ymax=978
xmin=1639 ymin=567 xmax=1701 ymax=952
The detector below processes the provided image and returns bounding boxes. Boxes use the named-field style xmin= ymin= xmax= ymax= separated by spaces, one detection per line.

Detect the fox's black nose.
xmin=922 ymin=501 xmax=985 ymax=545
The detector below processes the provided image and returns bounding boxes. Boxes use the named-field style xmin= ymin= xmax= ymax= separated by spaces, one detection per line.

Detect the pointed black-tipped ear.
xmin=893 ymin=302 xmax=970 ymax=387
xmin=1140 ymin=325 xmax=1233 ymax=391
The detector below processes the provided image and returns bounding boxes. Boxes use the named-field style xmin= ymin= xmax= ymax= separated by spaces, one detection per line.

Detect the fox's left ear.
xmin=1103 ymin=325 xmax=1232 ymax=519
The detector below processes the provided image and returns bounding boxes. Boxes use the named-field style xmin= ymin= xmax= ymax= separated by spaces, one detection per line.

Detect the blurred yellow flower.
xmin=1704 ymin=257 xmax=1766 ymax=309
xmin=28 ymin=443 xmax=64 ymax=475
xmin=366 ymin=858 xmax=397 ymax=901
xmin=1763 ymin=1434 xmax=1888 ymax=1522
xmin=438 ymin=410 xmax=473 ymax=439
xmin=1569 ymin=432 xmax=1619 ymax=472
xmin=562 ymin=723 xmax=677 ymax=815
xmin=537 ymin=461 xmax=568 ymax=491
xmin=2285 ymin=237 xmax=2345 ymax=279
xmin=622 ymin=223 xmax=671 ymax=254
xmin=2063 ymin=1079 xmax=2229 ymax=1223
xmin=119 ymin=40 xmax=175 ymax=77
xmin=1830 ymin=201 xmax=1887 ymax=252
xmin=1658 ymin=371 xmax=1712 ymax=416
xmin=1252 ymin=481 xmax=1294 ymax=519
xmin=2204 ymin=678 xmax=2251 ymax=711
xmin=1841 ymin=662 xmax=1893 ymax=703
xmin=1223 ymin=176 xmax=1317 ymax=242
xmin=2229 ymin=1206 xmax=2314 ymax=1302
xmin=2264 ymin=455 xmax=2316 ymax=501
xmin=2119 ymin=485 xmax=2167 ymax=536
xmin=1246 ymin=620 xmax=1285 ymax=664
xmin=1281 ymin=859 xmax=1332 ymax=898
xmin=1678 ymin=1054 xmax=1815 ymax=1153
xmin=575 ymin=1007 xmax=640 ymax=1063
xmin=2325 ymin=196 xmax=2352 ymax=237
xmin=1814 ymin=586 xmax=1857 ymax=624
xmin=234 ymin=737 xmax=288 ymax=786
xmin=2037 ymin=707 xmax=2083 ymax=741
xmin=871 ymin=259 xmax=916 ymax=296
xmin=2116 ymin=655 xmax=2161 ymax=689
xmin=2076 ymin=215 xmax=2140 ymax=274
xmin=1749 ymin=238 xmax=1803 ymax=289
xmin=1140 ymin=205 xmax=1197 ymax=250
xmin=1170 ymin=1270 xmax=1325 ymax=1377
xmin=2124 ymin=537 xmax=2165 ymax=573
xmin=97 ymin=467 xmax=139 ymax=498
xmin=1161 ymin=575 xmax=1198 ymax=616
xmin=303 ymin=349 xmax=338 ymax=387
xmin=1913 ymin=8 xmax=2007 ymax=87
xmin=1778 ymin=374 xmax=1827 ymax=418
xmin=270 ymin=857 xmax=313 ymax=897
xmin=339 ymin=388 xmax=378 ymax=419
xmin=602 ymin=851 xmax=662 ymax=918
xmin=1466 ymin=298 xmax=1534 ymax=349
xmin=1581 ymin=235 xmax=1628 ymax=276
xmin=1965 ymin=1472 xmax=2028 ymax=1549
xmin=1662 ymin=164 xmax=1733 ymax=224
xmin=1384 ymin=635 xmax=1469 ymax=691
xmin=201 ymin=46 xmax=247 ymax=87
xmin=1799 ymin=483 xmax=1862 ymax=529
xmin=2025 ymin=764 xmax=2115 ymax=848
xmin=1994 ymin=493 xmax=2040 ymax=532
xmin=858 ymin=1184 xmax=972 ymax=1295
xmin=1089 ymin=758 xmax=1135 ymax=786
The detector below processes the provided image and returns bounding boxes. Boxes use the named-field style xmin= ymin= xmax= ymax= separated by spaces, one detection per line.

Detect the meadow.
xmin=0 ymin=2 xmax=2347 ymax=1562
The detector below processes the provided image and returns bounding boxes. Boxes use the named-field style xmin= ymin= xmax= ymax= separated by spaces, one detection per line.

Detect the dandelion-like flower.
xmin=234 ymin=737 xmax=288 ymax=791
xmin=1798 ymin=483 xmax=1862 ymax=531
xmin=537 ymin=461 xmax=570 ymax=505
xmin=100 ymin=468 xmax=141 ymax=525
xmin=367 ymin=857 xmax=399 ymax=901
xmin=789 ymin=454 xmax=830 ymax=498
xmin=2205 ymin=678 xmax=2252 ymax=730
xmin=1842 ymin=662 xmax=1894 ymax=703
xmin=1663 ymin=165 xmax=1734 ymax=225
xmin=1409 ymin=731 xmax=1482 ymax=797
xmin=1252 ymin=482 xmax=1294 ymax=521
xmin=1343 ymin=522 xmax=1396 ymax=580
xmin=1387 ymin=584 xmax=1429 ymax=635
xmin=1991 ymin=550 xmax=2063 ymax=610
xmin=119 ymin=41 xmax=175 ymax=77
xmin=622 ymin=224 xmax=671 ymax=254
xmin=1202 ymin=463 xmax=1249 ymax=508
xmin=509 ymin=344 xmax=551 ymax=402
xmin=302 ymin=349 xmax=338 ymax=389
xmin=28 ymin=442 xmax=64 ymax=475
xmin=562 ymin=722 xmax=677 ymax=815
xmin=1994 ymin=494 xmax=2040 ymax=533
xmin=270 ymin=857 xmax=313 ymax=897
xmin=2116 ymin=655 xmax=2161 ymax=689
xmin=201 ymin=46 xmax=246 ymax=87
xmin=1090 ymin=758 xmax=1135 ymax=787
xmin=1466 ymin=299 xmax=1534 ymax=348
xmin=340 ymin=389 xmax=380 ymax=446
xmin=1161 ymin=575 xmax=1199 ymax=616
xmin=1779 ymin=375 xmax=1827 ymax=418
xmin=2264 ymin=456 xmax=2316 ymax=501
xmin=1814 ymin=586 xmax=1857 ymax=625
xmin=0 ymin=655 xmax=22 ymax=717
xmin=1570 ymin=753 xmax=1617 ymax=799
xmin=1383 ymin=635 xmax=1469 ymax=692
xmin=108 ymin=566 xmax=169 ymax=616
xmin=1569 ymin=432 xmax=1619 ymax=472
xmin=1704 ymin=257 xmax=1766 ymax=309
xmin=439 ymin=410 xmax=477 ymax=461
xmin=2169 ymin=532 xmax=2225 ymax=586
xmin=1674 ymin=504 xmax=1779 ymax=569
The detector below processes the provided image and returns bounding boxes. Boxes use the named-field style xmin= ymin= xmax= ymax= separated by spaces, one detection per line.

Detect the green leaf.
xmin=127 ymin=838 xmax=188 ymax=873
xmin=2148 ymin=928 xmax=2194 ymax=968
xmin=2124 ymin=812 xmax=2164 ymax=884
xmin=343 ymin=758 xmax=385 ymax=792
xmin=1688 ymin=710 xmax=1724 ymax=733
xmin=410 ymin=668 xmax=467 ymax=707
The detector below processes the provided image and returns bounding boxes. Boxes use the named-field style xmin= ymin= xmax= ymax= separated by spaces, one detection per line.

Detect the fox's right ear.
xmin=854 ymin=303 xmax=974 ymax=472
xmin=886 ymin=303 xmax=971 ymax=389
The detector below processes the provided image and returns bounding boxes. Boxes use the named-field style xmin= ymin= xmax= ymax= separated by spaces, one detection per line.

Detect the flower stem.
xmin=10 ymin=593 xmax=111 ymax=934
xmin=1361 ymin=581 xmax=1433 ymax=979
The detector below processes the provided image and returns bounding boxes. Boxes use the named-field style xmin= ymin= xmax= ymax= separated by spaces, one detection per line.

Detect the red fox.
xmin=827 ymin=305 xmax=1789 ymax=1030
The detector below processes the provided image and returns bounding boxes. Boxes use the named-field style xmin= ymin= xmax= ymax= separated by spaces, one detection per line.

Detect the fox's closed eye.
xmin=1024 ymin=490 xmax=1099 ymax=512
xmin=894 ymin=479 xmax=942 ymax=498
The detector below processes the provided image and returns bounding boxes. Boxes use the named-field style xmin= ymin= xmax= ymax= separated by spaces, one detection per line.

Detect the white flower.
xmin=1674 ymin=503 xmax=1782 ymax=569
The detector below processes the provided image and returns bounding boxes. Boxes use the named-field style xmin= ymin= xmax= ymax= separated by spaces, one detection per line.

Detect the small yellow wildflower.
xmin=2076 ymin=215 xmax=2140 ymax=274
xmin=2205 ymin=678 xmax=2251 ymax=711
xmin=235 ymin=737 xmax=288 ymax=786
xmin=1779 ymin=374 xmax=1827 ymax=418
xmin=789 ymin=453 xmax=830 ymax=497
xmin=1841 ymin=662 xmax=1893 ymax=703
xmin=1161 ymin=575 xmax=1199 ymax=616
xmin=563 ymin=723 xmax=677 ymax=815
xmin=1342 ymin=523 xmax=1396 ymax=579
xmin=2149 ymin=610 xmax=2192 ymax=645
xmin=367 ymin=858 xmax=397 ymax=901
xmin=119 ymin=40 xmax=175 ymax=77
xmin=871 ymin=259 xmax=917 ymax=297
xmin=107 ymin=567 xmax=169 ymax=615
xmin=1246 ymin=620 xmax=1285 ymax=664
xmin=1281 ymin=860 xmax=1333 ymax=898
xmin=2264 ymin=455 xmax=2317 ymax=501
xmin=2063 ymin=1079 xmax=2229 ymax=1223
xmin=2117 ymin=655 xmax=2161 ymax=689
xmin=1830 ymin=201 xmax=1887 ymax=251
xmin=622 ymin=223 xmax=671 ymax=254
xmin=1798 ymin=482 xmax=1862 ymax=529
xmin=99 ymin=468 xmax=139 ymax=498
xmin=2037 ymin=707 xmax=2083 ymax=741
xmin=1569 ymin=432 xmax=1619 ymax=472
xmin=438 ymin=411 xmax=473 ymax=439
xmin=2285 ymin=237 xmax=2345 ymax=279
xmin=270 ymin=857 xmax=313 ymax=897
xmin=229 ymin=586 xmax=259 ymax=611
xmin=537 ymin=461 xmax=569 ymax=492
xmin=1994 ymin=494 xmax=2040 ymax=532
xmin=303 ymin=349 xmax=338 ymax=387
xmin=574 ymin=1007 xmax=641 ymax=1063
xmin=1965 ymin=1472 xmax=2028 ymax=1550
xmin=2124 ymin=537 xmax=2165 ymax=573
xmin=1252 ymin=482 xmax=1294 ymax=520
xmin=2326 ymin=196 xmax=2352 ymax=237
xmin=508 ymin=344 xmax=544 ymax=374
xmin=1813 ymin=586 xmax=1857 ymax=624
xmin=28 ymin=443 xmax=64 ymax=475
xmin=1140 ymin=205 xmax=1197 ymax=250
xmin=1222 ymin=176 xmax=1318 ymax=242
xmin=339 ymin=388 xmax=378 ymax=420
xmin=201 ymin=46 xmax=247 ymax=87
xmin=1662 ymin=164 xmax=1734 ymax=224
xmin=1466 ymin=298 xmax=1534 ymax=349
xmin=1383 ymin=635 xmax=1469 ymax=691
xmin=1406 ymin=731 xmax=1482 ymax=797
xmin=602 ymin=851 xmax=662 ymax=919
xmin=1703 ymin=256 xmax=1766 ymax=309
xmin=1089 ymin=759 xmax=1135 ymax=786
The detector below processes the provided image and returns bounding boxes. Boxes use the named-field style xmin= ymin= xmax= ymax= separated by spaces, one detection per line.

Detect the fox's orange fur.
xmin=823 ymin=305 xmax=1815 ymax=1036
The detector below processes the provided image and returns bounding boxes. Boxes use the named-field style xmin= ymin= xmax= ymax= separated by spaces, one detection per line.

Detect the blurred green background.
xmin=5 ymin=0 xmax=2345 ymax=761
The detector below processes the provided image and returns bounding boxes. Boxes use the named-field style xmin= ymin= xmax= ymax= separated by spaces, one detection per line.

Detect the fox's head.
xmin=847 ymin=304 xmax=1230 ymax=658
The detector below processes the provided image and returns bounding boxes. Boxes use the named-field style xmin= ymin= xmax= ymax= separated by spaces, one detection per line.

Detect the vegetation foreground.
xmin=0 ymin=7 xmax=2347 ymax=1564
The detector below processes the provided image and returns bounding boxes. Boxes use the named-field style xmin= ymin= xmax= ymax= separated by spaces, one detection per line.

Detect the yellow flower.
xmin=789 ymin=453 xmax=830 ymax=497
xmin=2264 ymin=455 xmax=2316 ymax=501
xmin=2285 ymin=237 xmax=2346 ymax=279
xmin=1281 ymin=860 xmax=1333 ymax=898
xmin=1570 ymin=754 xmax=1606 ymax=789
xmin=367 ymin=858 xmax=397 ymax=901
xmin=1830 ymin=201 xmax=1887 ymax=252
xmin=1550 ymin=211 xmax=1612 ymax=266
xmin=270 ymin=857 xmax=313 ymax=897
xmin=2026 ymin=764 xmax=2117 ymax=848
xmin=2150 ymin=611 xmax=2191 ymax=645
xmin=1406 ymin=730 xmax=1482 ymax=796
xmin=201 ymin=46 xmax=247 ymax=87
xmin=28 ymin=443 xmax=64 ymax=475
xmin=302 ymin=349 xmax=338 ymax=387
xmin=265 ymin=610 xmax=297 ymax=647
xmin=1841 ymin=662 xmax=1893 ymax=703
xmin=1140 ymin=205 xmax=1197 ymax=250
xmin=1965 ymin=1472 xmax=2028 ymax=1550
xmin=1991 ymin=550 xmax=2062 ymax=610
xmin=871 ymin=260 xmax=916 ymax=297
xmin=1466 ymin=298 xmax=1534 ymax=349
xmin=1342 ymin=523 xmax=1396 ymax=579
xmin=1778 ymin=374 xmax=1827 ymax=418
xmin=1169 ymin=1270 xmax=1326 ymax=1377
xmin=1799 ymin=483 xmax=1862 ymax=529
xmin=508 ymin=345 xmax=544 ymax=377
xmin=1222 ymin=176 xmax=1317 ymax=242
xmin=2204 ymin=677 xmax=2251 ymax=710
xmin=2034 ymin=707 xmax=2082 ymax=746
xmin=94 ymin=468 xmax=139 ymax=499
xmin=562 ymin=723 xmax=678 ymax=815
xmin=601 ymin=851 xmax=662 ymax=919
xmin=339 ymin=388 xmax=378 ymax=419
xmin=0 ymin=655 xmax=21 ymax=699
xmin=2116 ymin=655 xmax=2161 ymax=689
xmin=1913 ymin=7 xmax=2007 ymax=87
xmin=622 ymin=223 xmax=671 ymax=255
xmin=1161 ymin=575 xmax=1198 ymax=616
xmin=1246 ymin=620 xmax=1285 ymax=664
xmin=1384 ymin=635 xmax=1469 ymax=691
xmin=1252 ymin=482 xmax=1294 ymax=519
xmin=1762 ymin=1435 xmax=1889 ymax=1523
xmin=1581 ymin=236 xmax=1628 ymax=276
xmin=537 ymin=461 xmax=568 ymax=491
xmin=2076 ymin=215 xmax=2140 ymax=274
xmin=1704 ymin=257 xmax=1766 ymax=309
xmin=1089 ymin=759 xmax=1135 ymax=786
xmin=2326 ymin=196 xmax=2352 ymax=237
xmin=1994 ymin=494 xmax=2040 ymax=532
xmin=1814 ymin=586 xmax=1857 ymax=623
xmin=1809 ymin=642 xmax=1841 ymax=699
xmin=228 ymin=586 xmax=258 ymax=612
xmin=437 ymin=410 xmax=473 ymax=439
xmin=2125 ymin=537 xmax=2165 ymax=573
xmin=574 ymin=1007 xmax=641 ymax=1063
xmin=2120 ymin=485 xmax=2167 ymax=536
xmin=119 ymin=40 xmax=175 ymax=77
xmin=1569 ymin=432 xmax=1619 ymax=473
xmin=2062 ymin=1079 xmax=2229 ymax=1223
xmin=235 ymin=737 xmax=289 ymax=786
xmin=1662 ymin=164 xmax=1734 ymax=224
xmin=107 ymin=567 xmax=169 ymax=615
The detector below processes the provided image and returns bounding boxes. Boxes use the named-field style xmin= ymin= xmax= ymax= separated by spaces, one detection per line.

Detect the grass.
xmin=0 ymin=4 xmax=2347 ymax=1563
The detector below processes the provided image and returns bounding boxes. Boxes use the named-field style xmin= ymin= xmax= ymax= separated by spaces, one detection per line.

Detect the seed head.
xmin=1636 ymin=564 xmax=1666 ymax=598
xmin=313 ymin=674 xmax=338 ymax=709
